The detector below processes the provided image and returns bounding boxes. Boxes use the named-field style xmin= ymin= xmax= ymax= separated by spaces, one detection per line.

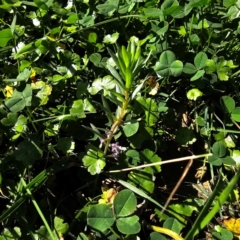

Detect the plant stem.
xmin=107 ymin=153 xmax=212 ymax=173
xmin=103 ymin=95 xmax=129 ymax=156
xmin=20 ymin=177 xmax=57 ymax=240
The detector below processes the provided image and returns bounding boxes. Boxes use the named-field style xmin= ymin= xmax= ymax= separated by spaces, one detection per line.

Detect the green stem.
xmin=103 ymin=98 xmax=129 ymax=156
xmin=63 ymin=15 xmax=147 ymax=39
xmin=109 ymin=226 xmax=122 ymax=239
xmin=20 ymin=177 xmax=57 ymax=240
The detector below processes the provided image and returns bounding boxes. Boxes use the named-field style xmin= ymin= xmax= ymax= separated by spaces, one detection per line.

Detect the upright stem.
xmin=103 ymin=93 xmax=129 ymax=156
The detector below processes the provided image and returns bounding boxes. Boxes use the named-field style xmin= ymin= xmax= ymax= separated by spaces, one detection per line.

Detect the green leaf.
xmin=217 ymin=66 xmax=229 ymax=81
xmin=11 ymin=115 xmax=27 ymax=140
xmin=128 ymin=167 xmax=155 ymax=194
xmin=197 ymin=19 xmax=209 ymax=29
xmin=222 ymin=156 xmax=236 ymax=165
xmin=161 ymin=0 xmax=175 ymax=10
xmin=77 ymin=233 xmax=89 ymax=240
xmin=34 ymin=0 xmax=49 ymax=10
xmin=189 ymin=34 xmax=200 ymax=45
xmin=183 ymin=63 xmax=197 ymax=74
xmin=65 ymin=14 xmax=78 ymax=24
xmin=5 ymin=84 xmax=32 ymax=112
xmin=149 ymin=232 xmax=167 ymax=240
xmin=208 ymin=155 xmax=223 ymax=166
xmin=0 ymin=28 xmax=13 ymax=47
xmin=154 ymin=62 xmax=171 ymax=77
xmin=88 ymin=32 xmax=97 ymax=43
xmin=122 ymin=122 xmax=139 ymax=137
xmin=89 ymin=53 xmax=101 ymax=67
xmin=220 ymin=96 xmax=235 ymax=113
xmin=87 ymin=204 xmax=114 ymax=232
xmin=178 ymin=26 xmax=187 ymax=36
xmin=16 ymin=68 xmax=32 ymax=81
xmin=196 ymin=116 xmax=205 ymax=126
xmin=194 ymin=52 xmax=208 ymax=69
xmin=154 ymin=51 xmax=176 ymax=77
xmin=190 ymin=70 xmax=205 ymax=81
xmin=176 ymin=127 xmax=196 ymax=145
xmin=212 ymin=227 xmax=233 ymax=240
xmin=131 ymin=81 xmax=145 ymax=100
xmin=163 ymin=6 xmax=182 ymax=16
xmin=189 ymin=0 xmax=208 ymax=8
xmin=136 ymin=97 xmax=159 ymax=127
xmin=186 ymin=88 xmax=203 ymax=101
xmin=70 ymin=99 xmax=86 ymax=118
xmin=96 ymin=4 xmax=116 ymax=15
xmin=224 ymin=135 xmax=236 ymax=148
xmin=107 ymin=64 xmax=125 ymax=91
xmin=10 ymin=14 xmax=16 ymax=35
xmin=0 ymin=227 xmax=21 ymax=239
xmin=212 ymin=141 xmax=227 ymax=157
xmin=57 ymin=138 xmax=75 ymax=154
xmin=144 ymin=8 xmax=163 ymax=17
xmin=13 ymin=137 xmax=42 ymax=166
xmin=231 ymin=107 xmax=240 ymax=122
xmin=232 ymin=150 xmax=240 ymax=165
xmin=213 ymin=132 xmax=225 ymax=141
xmin=125 ymin=68 xmax=133 ymax=88
xmin=159 ymin=50 xmax=176 ymax=65
xmin=156 ymin=21 xmax=169 ymax=35
xmin=118 ymin=179 xmax=164 ymax=209
xmin=114 ymin=189 xmax=137 ymax=217
xmin=54 ymin=216 xmax=69 ymax=234
xmin=141 ymin=149 xmax=161 ymax=173
xmin=83 ymin=98 xmax=96 ymax=113
xmin=223 ymin=0 xmax=236 ymax=8
xmin=116 ymin=215 xmax=140 ymax=234
xmin=163 ymin=218 xmax=181 ymax=234
xmin=155 ymin=201 xmax=197 ymax=229
xmin=82 ymin=146 xmax=105 ymax=175
xmin=170 ymin=60 xmax=183 ymax=76
xmin=126 ymin=150 xmax=140 ymax=165
xmin=121 ymin=45 xmax=130 ymax=68
xmin=1 ymin=112 xmax=18 ymax=126
xmin=88 ymin=76 xmax=116 ymax=95
xmin=205 ymin=59 xmax=216 ymax=73
xmin=103 ymin=32 xmax=119 ymax=44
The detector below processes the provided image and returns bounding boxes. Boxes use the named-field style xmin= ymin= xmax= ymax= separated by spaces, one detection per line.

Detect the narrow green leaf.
xmin=185 ymin=169 xmax=240 ymax=240
xmin=121 ymin=45 xmax=130 ymax=68
xmin=10 ymin=14 xmax=17 ymax=35
xmin=125 ymin=68 xmax=133 ymax=88
xmin=106 ymin=64 xmax=125 ymax=91
xmin=117 ymin=180 xmax=164 ymax=209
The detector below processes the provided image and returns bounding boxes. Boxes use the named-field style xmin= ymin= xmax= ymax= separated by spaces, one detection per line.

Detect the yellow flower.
xmin=5 ymin=86 xmax=13 ymax=97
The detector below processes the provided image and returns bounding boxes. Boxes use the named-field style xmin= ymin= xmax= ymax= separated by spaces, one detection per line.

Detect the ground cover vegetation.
xmin=1 ymin=0 xmax=240 ymax=239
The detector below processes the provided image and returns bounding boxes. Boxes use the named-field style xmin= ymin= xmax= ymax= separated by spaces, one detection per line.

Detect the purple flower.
xmin=111 ymin=142 xmax=122 ymax=160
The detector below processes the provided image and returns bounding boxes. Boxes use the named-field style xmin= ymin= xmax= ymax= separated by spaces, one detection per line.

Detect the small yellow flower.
xmin=30 ymin=69 xmax=37 ymax=82
xmin=5 ymin=85 xmax=13 ymax=97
